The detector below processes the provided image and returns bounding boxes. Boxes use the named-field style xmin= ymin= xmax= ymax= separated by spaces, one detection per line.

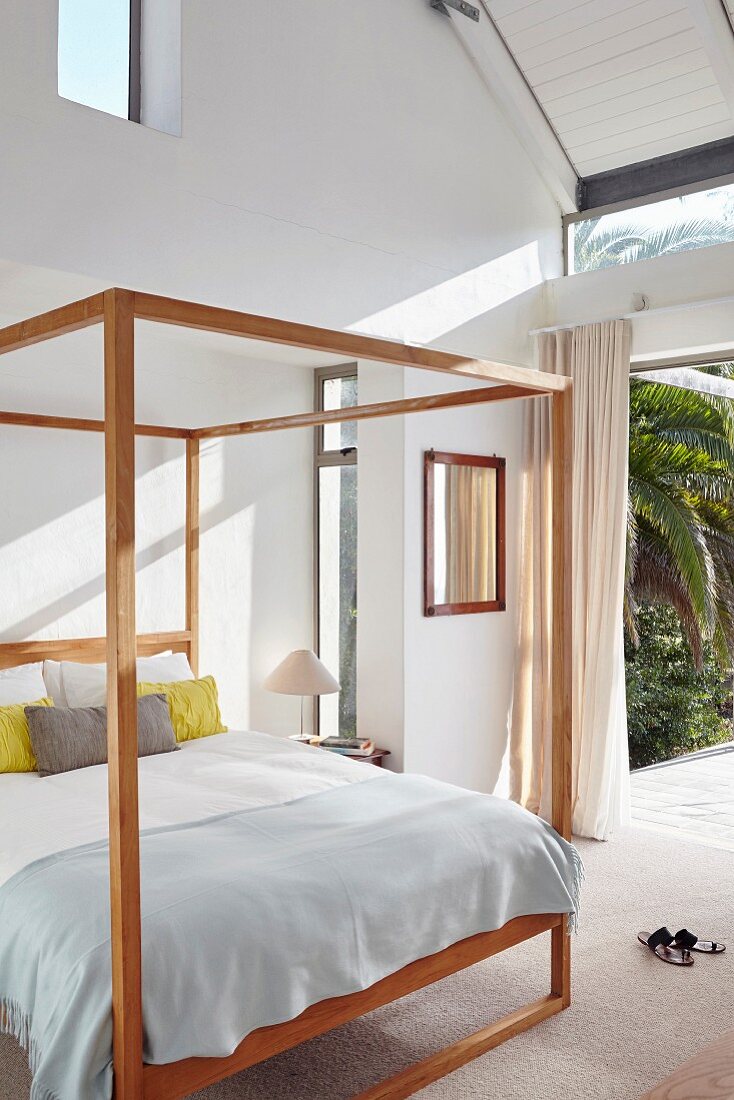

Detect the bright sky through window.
xmin=58 ymin=0 xmax=131 ymax=119
xmin=569 ymin=183 xmax=734 ymax=275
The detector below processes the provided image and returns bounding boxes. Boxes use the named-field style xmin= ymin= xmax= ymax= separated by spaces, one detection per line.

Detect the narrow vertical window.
xmin=315 ymin=368 xmax=358 ymax=739
xmin=58 ymin=0 xmax=140 ymax=122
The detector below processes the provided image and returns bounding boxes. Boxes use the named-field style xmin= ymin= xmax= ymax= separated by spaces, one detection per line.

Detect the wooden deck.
xmin=631 ymin=742 xmax=734 ymax=851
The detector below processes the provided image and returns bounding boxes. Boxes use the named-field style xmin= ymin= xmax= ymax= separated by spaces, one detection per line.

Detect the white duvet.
xmin=0 ymin=729 xmax=384 ymax=889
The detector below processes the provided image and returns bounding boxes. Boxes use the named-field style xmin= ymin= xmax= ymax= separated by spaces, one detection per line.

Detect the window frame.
xmin=562 ymin=172 xmax=734 ymax=276
xmin=313 ymin=363 xmax=358 ymax=739
xmin=128 ymin=0 xmax=142 ymax=124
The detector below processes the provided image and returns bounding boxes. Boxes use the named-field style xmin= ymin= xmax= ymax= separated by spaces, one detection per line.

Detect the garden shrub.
xmin=625 ymin=603 xmax=731 ymax=769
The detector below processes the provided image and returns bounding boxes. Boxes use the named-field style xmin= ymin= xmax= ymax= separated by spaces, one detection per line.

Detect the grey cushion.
xmin=25 ymin=694 xmax=179 ymax=777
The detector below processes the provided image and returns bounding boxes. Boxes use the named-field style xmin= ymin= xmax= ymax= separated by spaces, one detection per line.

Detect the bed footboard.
xmin=139 ymin=912 xmax=567 ymax=1100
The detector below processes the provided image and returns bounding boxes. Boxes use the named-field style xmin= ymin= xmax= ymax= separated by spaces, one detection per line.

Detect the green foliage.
xmin=573 ymin=200 xmax=734 ymax=274
xmin=572 ymin=202 xmax=734 ymax=766
xmin=626 ymin=374 xmax=734 ymax=768
xmin=338 ymin=461 xmax=358 ymax=737
xmin=625 ymin=604 xmax=731 ymax=769
xmin=626 ymin=365 xmax=734 ymax=671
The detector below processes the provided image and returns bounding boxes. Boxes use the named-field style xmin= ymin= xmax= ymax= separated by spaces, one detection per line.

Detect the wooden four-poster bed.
xmin=0 ymin=288 xmax=573 ymax=1100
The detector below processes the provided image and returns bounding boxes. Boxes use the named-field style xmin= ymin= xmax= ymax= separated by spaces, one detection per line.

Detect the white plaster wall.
xmin=357 ymin=362 xmax=521 ymax=793
xmin=546 ymin=241 xmax=734 ymax=363
xmin=356 ymin=364 xmax=406 ymax=770
xmin=140 ymin=0 xmax=181 ymax=136
xmin=0 ymin=0 xmax=561 ymax=366
xmin=402 ymin=372 xmax=521 ymax=795
xmin=0 ymin=328 xmax=316 ymax=736
xmin=0 ymin=0 xmax=568 ymax=791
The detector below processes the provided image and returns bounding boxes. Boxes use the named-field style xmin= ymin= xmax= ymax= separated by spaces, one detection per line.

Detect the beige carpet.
xmin=2 ymin=826 xmax=732 ymax=1099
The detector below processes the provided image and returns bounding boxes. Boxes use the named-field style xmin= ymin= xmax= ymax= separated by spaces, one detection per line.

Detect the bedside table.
xmin=354 ymin=748 xmax=391 ymax=768
xmin=291 ymin=737 xmax=392 ymax=768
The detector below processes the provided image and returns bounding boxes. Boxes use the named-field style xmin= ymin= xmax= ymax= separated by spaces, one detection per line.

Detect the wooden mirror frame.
xmin=424 ymin=449 xmax=506 ymax=617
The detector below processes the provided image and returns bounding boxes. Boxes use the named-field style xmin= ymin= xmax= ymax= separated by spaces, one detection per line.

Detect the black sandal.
xmin=638 ymin=927 xmax=694 ymax=965
xmin=674 ymin=928 xmax=726 ymax=954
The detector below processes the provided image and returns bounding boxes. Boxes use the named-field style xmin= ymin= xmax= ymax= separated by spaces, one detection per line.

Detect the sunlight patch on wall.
xmin=200 ymin=505 xmax=254 ymax=730
xmin=348 ymin=242 xmax=543 ymax=346
xmin=0 ymin=448 xmax=218 ymax=641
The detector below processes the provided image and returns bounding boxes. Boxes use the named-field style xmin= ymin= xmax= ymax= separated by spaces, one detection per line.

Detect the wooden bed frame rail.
xmin=142 ymin=914 xmax=564 ymax=1100
xmin=0 ymin=632 xmax=194 ymax=672
xmin=0 ymin=289 xmax=573 ymax=1100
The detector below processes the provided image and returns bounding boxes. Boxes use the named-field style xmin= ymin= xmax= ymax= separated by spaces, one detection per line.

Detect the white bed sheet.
xmin=0 ymin=730 xmax=384 ymax=889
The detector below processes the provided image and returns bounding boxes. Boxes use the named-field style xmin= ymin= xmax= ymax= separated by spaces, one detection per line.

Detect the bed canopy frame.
xmin=0 ymin=288 xmax=573 ymax=1100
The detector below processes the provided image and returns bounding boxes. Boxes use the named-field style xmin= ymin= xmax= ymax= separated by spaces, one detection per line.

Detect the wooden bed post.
xmin=0 ymin=290 xmax=578 ymax=1100
xmin=185 ymin=437 xmax=200 ymax=676
xmin=104 ymin=288 xmax=144 ymax=1099
xmin=550 ymin=383 xmax=573 ymax=1009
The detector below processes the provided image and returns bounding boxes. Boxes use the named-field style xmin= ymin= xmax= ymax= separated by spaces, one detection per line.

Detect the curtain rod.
xmin=528 ymin=291 xmax=734 ymax=336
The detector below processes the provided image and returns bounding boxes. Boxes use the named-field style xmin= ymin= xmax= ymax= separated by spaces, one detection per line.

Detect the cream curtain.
xmin=509 ymin=320 xmax=631 ymax=840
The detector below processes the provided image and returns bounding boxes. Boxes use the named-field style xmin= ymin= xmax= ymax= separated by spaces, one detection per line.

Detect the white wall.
xmin=0 ymin=325 xmax=316 ymax=736
xmin=357 ymin=365 xmax=406 ymax=771
xmin=0 ymin=0 xmax=560 ymax=366
xmin=140 ymin=0 xmax=181 ymax=136
xmin=357 ymin=363 xmax=521 ymax=794
xmin=402 ymin=373 xmax=521 ymax=795
xmin=0 ymin=0 xmax=568 ymax=791
xmin=546 ymin=240 xmax=734 ymax=363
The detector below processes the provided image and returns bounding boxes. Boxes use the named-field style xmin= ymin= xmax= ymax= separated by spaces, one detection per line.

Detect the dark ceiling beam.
xmin=576 ymin=135 xmax=734 ymax=212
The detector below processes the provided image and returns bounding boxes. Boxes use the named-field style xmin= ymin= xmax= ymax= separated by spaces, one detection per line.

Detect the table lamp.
xmin=264 ymin=649 xmax=340 ymax=740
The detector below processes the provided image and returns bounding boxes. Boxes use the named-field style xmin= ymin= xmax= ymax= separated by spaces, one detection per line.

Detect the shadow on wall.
xmin=0 ymin=501 xmax=249 ymax=644
xmin=0 ymin=421 xmax=312 ymax=734
xmin=0 ymin=437 xmax=193 ymax=642
xmin=0 ymin=435 xmax=257 ymax=731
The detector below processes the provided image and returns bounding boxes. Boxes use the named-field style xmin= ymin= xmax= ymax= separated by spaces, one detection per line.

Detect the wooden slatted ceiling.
xmin=484 ymin=0 xmax=734 ymax=176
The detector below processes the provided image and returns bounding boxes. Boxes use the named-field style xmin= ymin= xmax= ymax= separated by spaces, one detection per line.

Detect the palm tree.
xmin=572 ymin=199 xmax=734 ymax=669
xmin=626 ymin=367 xmax=734 ymax=670
xmin=572 ymin=196 xmax=734 ymax=274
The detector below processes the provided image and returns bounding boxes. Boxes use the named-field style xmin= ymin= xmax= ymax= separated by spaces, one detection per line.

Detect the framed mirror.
xmin=424 ymin=450 xmax=505 ymax=617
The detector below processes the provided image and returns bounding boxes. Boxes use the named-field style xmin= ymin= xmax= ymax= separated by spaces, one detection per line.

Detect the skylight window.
xmin=567 ymin=183 xmax=734 ymax=275
xmin=58 ymin=0 xmax=137 ymax=121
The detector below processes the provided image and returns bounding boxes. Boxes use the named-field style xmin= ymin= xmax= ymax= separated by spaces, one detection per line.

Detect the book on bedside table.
xmin=312 ymin=737 xmax=375 ymax=756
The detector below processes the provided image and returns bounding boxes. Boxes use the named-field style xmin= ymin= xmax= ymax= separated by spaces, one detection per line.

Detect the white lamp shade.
xmin=264 ymin=650 xmax=339 ymax=696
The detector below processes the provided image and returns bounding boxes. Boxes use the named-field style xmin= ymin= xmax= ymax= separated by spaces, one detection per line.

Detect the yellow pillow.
xmin=137 ymin=676 xmax=227 ymax=743
xmin=0 ymin=697 xmax=54 ymax=773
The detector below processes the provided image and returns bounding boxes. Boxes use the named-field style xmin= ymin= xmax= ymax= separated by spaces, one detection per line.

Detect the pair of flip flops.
xmin=638 ymin=926 xmax=726 ymax=966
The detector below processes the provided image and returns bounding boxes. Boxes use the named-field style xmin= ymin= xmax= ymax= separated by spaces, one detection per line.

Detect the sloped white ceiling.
xmin=484 ymin=0 xmax=734 ymax=176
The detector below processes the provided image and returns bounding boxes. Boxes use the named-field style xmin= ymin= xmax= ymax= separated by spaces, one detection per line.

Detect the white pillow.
xmin=58 ymin=650 xmax=173 ymax=697
xmin=0 ymin=662 xmax=48 ymax=706
xmin=42 ymin=660 xmax=68 ymax=707
xmin=62 ymin=651 xmax=195 ymax=709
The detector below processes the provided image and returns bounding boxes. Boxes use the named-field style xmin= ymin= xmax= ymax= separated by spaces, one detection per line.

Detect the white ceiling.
xmin=483 ymin=0 xmax=734 ymax=176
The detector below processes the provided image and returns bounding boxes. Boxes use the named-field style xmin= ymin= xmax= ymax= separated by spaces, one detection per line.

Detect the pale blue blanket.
xmin=0 ymin=774 xmax=582 ymax=1100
